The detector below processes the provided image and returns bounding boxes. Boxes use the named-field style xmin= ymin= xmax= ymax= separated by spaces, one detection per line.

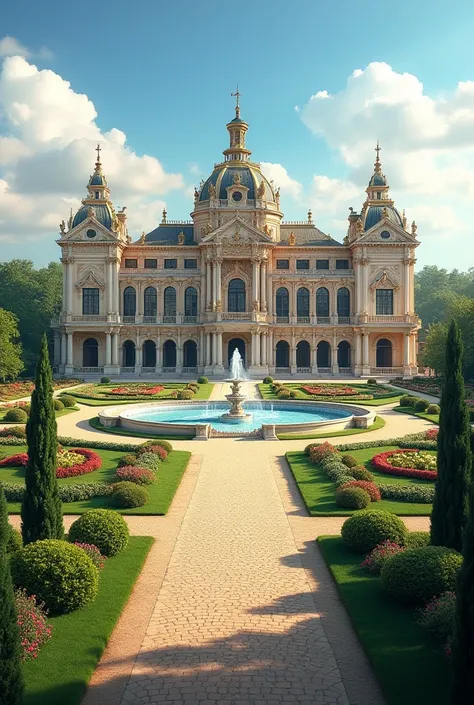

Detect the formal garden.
xmin=61 ymin=377 xmax=213 ymax=405
xmin=0 ymin=378 xmax=83 ymax=402
xmin=259 ymin=378 xmax=402 ymax=405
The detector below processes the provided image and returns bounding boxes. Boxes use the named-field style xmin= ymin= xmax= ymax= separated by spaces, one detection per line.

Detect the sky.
xmin=1 ymin=0 xmax=474 ymax=270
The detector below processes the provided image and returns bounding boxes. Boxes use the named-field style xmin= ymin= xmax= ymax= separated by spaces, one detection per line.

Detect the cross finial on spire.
xmin=231 ymin=85 xmax=241 ymax=118
xmin=95 ymin=143 xmax=102 ymax=164
xmin=374 ymin=140 xmax=382 ymax=173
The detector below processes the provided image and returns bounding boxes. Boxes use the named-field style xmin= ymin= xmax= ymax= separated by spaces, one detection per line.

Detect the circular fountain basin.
xmin=98 ymin=400 xmax=376 ymax=440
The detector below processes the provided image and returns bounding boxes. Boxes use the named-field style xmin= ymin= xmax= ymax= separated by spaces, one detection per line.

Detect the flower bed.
xmin=0 ymin=452 xmax=28 ymax=467
xmin=56 ymin=448 xmax=102 ymax=478
xmin=303 ymin=385 xmax=359 ymax=396
xmin=15 ymin=588 xmax=53 ymax=661
xmin=372 ymin=450 xmax=437 ymax=480
xmin=110 ymin=385 xmax=164 ymax=396
xmin=0 ymin=378 xmax=82 ymax=401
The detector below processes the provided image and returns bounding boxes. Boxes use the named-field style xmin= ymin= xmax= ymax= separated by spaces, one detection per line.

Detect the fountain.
xmin=220 ymin=349 xmax=252 ymax=424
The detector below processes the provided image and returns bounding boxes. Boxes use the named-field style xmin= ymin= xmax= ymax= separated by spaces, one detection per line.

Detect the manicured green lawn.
xmin=277 ymin=415 xmax=385 ymax=440
xmin=286 ymin=446 xmax=434 ymax=516
xmin=395 ymin=406 xmax=440 ymax=425
xmin=22 ymin=536 xmax=153 ymax=705
xmin=317 ymin=536 xmax=450 ymax=705
xmin=0 ymin=406 xmax=79 ymax=422
xmin=258 ymin=383 xmax=402 ymax=406
xmin=1 ymin=444 xmax=191 ymax=515
xmin=88 ymin=415 xmax=194 ymax=440
xmin=69 ymin=382 xmax=214 ymax=405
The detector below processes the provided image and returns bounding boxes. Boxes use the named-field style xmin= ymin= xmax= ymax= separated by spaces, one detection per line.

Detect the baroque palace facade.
xmin=52 ymin=98 xmax=420 ymax=378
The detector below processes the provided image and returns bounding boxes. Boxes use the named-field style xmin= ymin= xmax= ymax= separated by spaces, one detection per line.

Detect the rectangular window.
xmin=376 ymin=289 xmax=394 ymax=315
xmin=124 ymin=258 xmax=138 ymax=269
xmin=164 ymin=258 xmax=177 ymax=269
xmin=316 ymin=259 xmax=329 ymax=270
xmin=184 ymin=259 xmax=198 ymax=269
xmin=336 ymin=259 xmax=350 ymax=269
xmin=296 ymin=259 xmax=310 ymax=270
xmin=82 ymin=288 xmax=99 ymax=315
xmin=144 ymin=258 xmax=157 ymax=269
xmin=276 ymin=259 xmax=289 ymax=270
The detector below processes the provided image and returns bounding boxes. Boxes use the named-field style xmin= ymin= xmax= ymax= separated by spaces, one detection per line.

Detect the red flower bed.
xmin=303 ymin=386 xmax=357 ymax=396
xmin=0 ymin=453 xmax=28 ymax=467
xmin=371 ymin=450 xmax=437 ymax=481
xmin=110 ymin=385 xmax=164 ymax=396
xmin=340 ymin=480 xmax=381 ymax=501
xmin=55 ymin=448 xmax=102 ymax=478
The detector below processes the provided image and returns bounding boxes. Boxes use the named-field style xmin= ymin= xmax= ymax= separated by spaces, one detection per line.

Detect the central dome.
xmin=199 ymin=164 xmax=275 ymax=202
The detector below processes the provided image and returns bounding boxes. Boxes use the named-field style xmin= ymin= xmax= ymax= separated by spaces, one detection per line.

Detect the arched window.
xmin=337 ymin=287 xmax=350 ymax=318
xmin=123 ymin=286 xmax=136 ymax=317
xmin=275 ymin=340 xmax=290 ymax=367
xmin=297 ymin=288 xmax=310 ymax=319
xmin=144 ymin=287 xmax=157 ymax=318
xmin=337 ymin=341 xmax=351 ymax=369
xmin=163 ymin=339 xmax=177 ymax=367
xmin=83 ymin=338 xmax=98 ymax=367
xmin=228 ymin=278 xmax=245 ymax=312
xmin=296 ymin=340 xmax=310 ymax=367
xmin=123 ymin=340 xmax=136 ymax=367
xmin=316 ymin=287 xmax=329 ymax=318
xmin=183 ymin=340 xmax=197 ymax=367
xmin=376 ymin=338 xmax=393 ymax=367
xmin=276 ymin=287 xmax=289 ymax=319
xmin=164 ymin=287 xmax=176 ymax=319
xmin=142 ymin=340 xmax=156 ymax=367
xmin=185 ymin=287 xmax=198 ymax=317
xmin=317 ymin=340 xmax=331 ymax=368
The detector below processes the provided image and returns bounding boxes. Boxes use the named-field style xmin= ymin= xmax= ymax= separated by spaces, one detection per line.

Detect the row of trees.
xmin=1 ymin=336 xmax=64 ymax=702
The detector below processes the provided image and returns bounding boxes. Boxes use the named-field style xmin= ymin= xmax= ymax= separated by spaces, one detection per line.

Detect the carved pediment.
xmin=75 ymin=268 xmax=105 ymax=290
xmin=357 ymin=220 xmax=418 ymax=245
xmin=370 ymin=269 xmax=400 ymax=291
xmin=59 ymin=216 xmax=120 ymax=244
xmin=201 ymin=216 xmax=274 ymax=246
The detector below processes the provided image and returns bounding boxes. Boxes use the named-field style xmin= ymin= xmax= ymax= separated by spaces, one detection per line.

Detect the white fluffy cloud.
xmin=0 ymin=49 xmax=185 ymax=246
xmin=260 ymin=162 xmax=303 ymax=200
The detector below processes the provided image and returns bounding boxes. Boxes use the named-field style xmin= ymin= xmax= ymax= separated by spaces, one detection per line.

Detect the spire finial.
xmin=231 ymin=85 xmax=241 ymax=119
xmin=374 ymin=141 xmax=382 ymax=173
xmin=95 ymin=143 xmax=102 ymax=164
xmin=162 ymin=207 xmax=167 ymax=224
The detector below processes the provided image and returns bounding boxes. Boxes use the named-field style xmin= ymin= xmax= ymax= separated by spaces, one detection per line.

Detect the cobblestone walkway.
xmin=121 ymin=439 xmax=350 ymax=705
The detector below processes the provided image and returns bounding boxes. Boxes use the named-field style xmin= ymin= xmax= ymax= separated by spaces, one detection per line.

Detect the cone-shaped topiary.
xmin=0 ymin=488 xmax=24 ymax=704
xmin=21 ymin=334 xmax=63 ymax=544
xmin=431 ymin=320 xmax=472 ymax=551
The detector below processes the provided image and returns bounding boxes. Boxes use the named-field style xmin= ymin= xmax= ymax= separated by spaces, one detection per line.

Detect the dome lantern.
xmin=361 ymin=143 xmax=404 ymax=232
xmin=222 ymin=86 xmax=252 ymax=164
xmin=71 ymin=145 xmax=120 ymax=233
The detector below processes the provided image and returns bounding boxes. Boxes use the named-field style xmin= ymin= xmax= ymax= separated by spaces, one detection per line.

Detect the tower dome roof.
xmin=199 ymin=164 xmax=275 ymax=202
xmin=89 ymin=171 xmax=107 ymax=186
xmin=368 ymin=172 xmax=387 ymax=187
xmin=71 ymin=202 xmax=114 ymax=230
xmin=363 ymin=204 xmax=403 ymax=231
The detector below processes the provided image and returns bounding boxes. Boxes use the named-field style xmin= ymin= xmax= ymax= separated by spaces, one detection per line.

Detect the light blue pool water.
xmin=123 ymin=402 xmax=350 ymax=433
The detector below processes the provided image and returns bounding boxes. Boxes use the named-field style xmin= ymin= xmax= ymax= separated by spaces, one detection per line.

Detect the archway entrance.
xmin=376 ymin=338 xmax=393 ymax=367
xmin=227 ymin=338 xmax=246 ymax=367
xmin=83 ymin=338 xmax=98 ymax=367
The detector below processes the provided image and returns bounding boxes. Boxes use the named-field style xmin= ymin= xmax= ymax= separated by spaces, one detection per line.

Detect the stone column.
xmin=354 ymin=332 xmax=362 ymax=375
xmin=206 ymin=261 xmax=212 ymax=310
xmin=53 ymin=331 xmax=61 ymax=367
xmin=212 ymin=333 xmax=217 ymax=366
xmin=267 ymin=274 xmax=273 ymax=316
xmin=212 ymin=262 xmax=217 ymax=311
xmin=62 ymin=261 xmax=67 ymax=315
xmin=206 ymin=332 xmax=211 ymax=366
xmin=311 ymin=336 xmax=318 ymax=375
xmin=254 ymin=332 xmax=261 ymax=367
xmin=403 ymin=332 xmax=411 ymax=375
xmin=67 ymin=262 xmax=74 ymax=315
xmin=216 ymin=332 xmax=223 ymax=367
xmin=176 ymin=338 xmax=183 ymax=373
xmin=107 ymin=260 xmax=113 ymax=314
xmin=260 ymin=261 xmax=267 ymax=312
xmin=135 ymin=333 xmax=142 ymax=375
xmin=61 ymin=332 xmax=67 ymax=366
xmin=290 ymin=333 xmax=296 ymax=373
xmin=112 ymin=333 xmax=119 ymax=366
xmin=252 ymin=260 xmax=259 ymax=311
xmin=199 ymin=329 xmax=205 ymax=369
xmin=65 ymin=331 xmax=74 ymax=374
xmin=291 ymin=285 xmax=297 ymax=323
xmin=362 ymin=332 xmax=370 ymax=375
xmin=215 ymin=260 xmax=222 ymax=312
xmin=250 ymin=333 xmax=255 ymax=366
xmin=332 ymin=331 xmax=339 ymax=375
xmin=105 ymin=332 xmax=112 ymax=365
xmin=403 ymin=258 xmax=410 ymax=315
xmin=268 ymin=329 xmax=274 ymax=371
xmin=156 ymin=334 xmax=163 ymax=370
xmin=261 ymin=332 xmax=267 ymax=366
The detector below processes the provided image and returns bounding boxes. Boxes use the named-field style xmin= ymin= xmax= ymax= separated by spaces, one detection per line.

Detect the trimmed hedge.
xmin=113 ymin=481 xmax=149 ymax=508
xmin=59 ymin=394 xmax=76 ymax=408
xmin=197 ymin=376 xmax=208 ymax=384
xmin=335 ymin=486 xmax=371 ymax=509
xmin=68 ymin=510 xmax=129 ymax=556
xmin=405 ymin=531 xmax=430 ymax=548
xmin=341 ymin=510 xmax=407 ymax=553
xmin=57 ymin=436 xmax=142 ymax=452
xmin=7 ymin=524 xmax=22 ymax=554
xmin=4 ymin=408 xmax=28 ymax=422
xmin=378 ymin=484 xmax=435 ymax=504
xmin=0 ymin=481 xmax=113 ymax=503
xmin=54 ymin=399 xmax=65 ymax=411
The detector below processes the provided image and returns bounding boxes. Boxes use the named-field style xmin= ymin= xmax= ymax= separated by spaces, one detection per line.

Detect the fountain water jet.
xmin=220 ymin=348 xmax=252 ymax=423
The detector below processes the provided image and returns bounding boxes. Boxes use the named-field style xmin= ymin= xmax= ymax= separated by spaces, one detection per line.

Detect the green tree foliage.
xmin=415 ymin=265 xmax=474 ymax=331
xmin=421 ymin=297 xmax=474 ymax=379
xmin=0 ymin=260 xmax=62 ymax=372
xmin=431 ymin=320 xmax=472 ymax=551
xmin=21 ymin=335 xmax=63 ymax=544
xmin=0 ymin=487 xmax=24 ymax=704
xmin=0 ymin=309 xmax=24 ymax=382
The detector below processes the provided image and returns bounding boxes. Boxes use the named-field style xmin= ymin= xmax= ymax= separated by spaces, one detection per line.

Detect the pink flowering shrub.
xmin=15 ymin=588 xmax=53 ymax=661
xmin=115 ymin=466 xmax=155 ymax=485
xmin=309 ymin=442 xmax=337 ymax=464
xmin=425 ymin=428 xmax=439 ymax=440
xmin=340 ymin=480 xmax=381 ymax=502
xmin=417 ymin=591 xmax=456 ymax=656
xmin=72 ymin=543 xmax=106 ymax=570
xmin=361 ymin=541 xmax=405 ymax=574
xmin=136 ymin=444 xmax=168 ymax=460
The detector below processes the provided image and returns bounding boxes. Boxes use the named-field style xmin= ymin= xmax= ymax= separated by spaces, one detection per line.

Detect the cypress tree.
xmin=0 ymin=488 xmax=24 ymax=705
xmin=21 ymin=334 xmax=63 ymax=544
xmin=431 ymin=319 xmax=472 ymax=551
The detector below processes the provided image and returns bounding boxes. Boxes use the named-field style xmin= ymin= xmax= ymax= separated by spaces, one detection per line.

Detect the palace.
xmin=52 ymin=97 xmax=420 ymax=379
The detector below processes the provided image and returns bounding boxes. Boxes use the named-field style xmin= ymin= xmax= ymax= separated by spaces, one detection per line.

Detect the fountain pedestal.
xmin=220 ymin=379 xmax=252 ymax=424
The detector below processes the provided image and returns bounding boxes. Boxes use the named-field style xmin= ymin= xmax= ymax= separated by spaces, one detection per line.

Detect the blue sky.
xmin=1 ymin=0 xmax=474 ymax=269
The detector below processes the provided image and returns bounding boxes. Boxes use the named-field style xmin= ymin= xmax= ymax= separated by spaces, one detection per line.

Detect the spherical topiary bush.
xmin=427 ymin=403 xmax=440 ymax=414
xmin=53 ymin=399 xmax=64 ymax=411
xmin=341 ymin=510 xmax=407 ymax=553
xmin=7 ymin=524 xmax=22 ymax=554
xmin=263 ymin=376 xmax=273 ymax=384
xmin=59 ymin=394 xmax=76 ymax=408
xmin=277 ymin=388 xmax=291 ymax=399
xmin=143 ymin=439 xmax=172 ymax=453
xmin=178 ymin=389 xmax=194 ymax=400
xmin=335 ymin=486 xmax=371 ymax=509
xmin=340 ymin=480 xmax=381 ymax=502
xmin=405 ymin=531 xmax=430 ymax=548
xmin=118 ymin=453 xmax=138 ymax=468
xmin=414 ymin=398 xmax=430 ymax=412
xmin=341 ymin=454 xmax=358 ymax=468
xmin=367 ymin=378 xmax=377 ymax=385
xmin=113 ymin=481 xmax=149 ymax=508
xmin=400 ymin=394 xmax=419 ymax=407
xmin=68 ymin=509 xmax=129 ymax=556
xmin=381 ymin=546 xmax=463 ymax=605
xmin=11 ymin=539 xmax=99 ymax=614
xmin=348 ymin=466 xmax=374 ymax=482
xmin=197 ymin=376 xmax=208 ymax=384
xmin=4 ymin=407 xmax=28 ymax=423
xmin=101 ymin=376 xmax=111 ymax=384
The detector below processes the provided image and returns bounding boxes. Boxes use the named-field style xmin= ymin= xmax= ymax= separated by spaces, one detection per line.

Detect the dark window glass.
xmin=228 ymin=279 xmax=246 ymax=312
xmin=164 ymin=287 xmax=177 ymax=317
xmin=144 ymin=287 xmax=157 ymax=317
xmin=276 ymin=259 xmax=289 ymax=270
xmin=337 ymin=287 xmax=350 ymax=317
xmin=183 ymin=340 xmax=197 ymax=367
xmin=82 ymin=288 xmax=99 ymax=315
xmin=316 ymin=287 xmax=330 ymax=317
xmin=86 ymin=229 xmax=96 ymax=239
xmin=95 ymin=191 xmax=99 ymax=199
xmin=164 ymin=259 xmax=177 ymax=269
xmin=376 ymin=289 xmax=394 ymax=315
xmin=336 ymin=259 xmax=349 ymax=269
xmin=316 ymin=259 xmax=329 ymax=270
xmin=296 ymin=259 xmax=310 ymax=270
xmin=275 ymin=340 xmax=290 ymax=367
xmin=83 ymin=338 xmax=98 ymax=366
xmin=296 ymin=341 xmax=310 ymax=367
xmin=276 ymin=287 xmax=289 ymax=317
xmin=185 ymin=287 xmax=198 ymax=316
xmin=317 ymin=341 xmax=331 ymax=367
xmin=338 ymin=341 xmax=351 ymax=368
xmin=144 ymin=258 xmax=157 ymax=269
xmin=143 ymin=340 xmax=156 ymax=367
xmin=123 ymin=340 xmax=136 ymax=367
xmin=297 ymin=288 xmax=310 ymax=317
xmin=376 ymin=338 xmax=393 ymax=367
xmin=184 ymin=259 xmax=198 ymax=269
xmin=163 ymin=339 xmax=177 ymax=367
xmin=123 ymin=286 xmax=136 ymax=316
xmin=124 ymin=259 xmax=138 ymax=269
